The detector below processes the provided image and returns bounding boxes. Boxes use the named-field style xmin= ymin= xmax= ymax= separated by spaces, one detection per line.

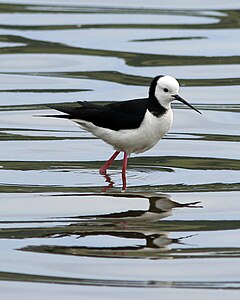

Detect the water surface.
xmin=0 ymin=1 xmax=239 ymax=299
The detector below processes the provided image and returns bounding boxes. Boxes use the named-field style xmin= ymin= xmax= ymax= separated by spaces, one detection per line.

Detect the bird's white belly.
xmin=75 ymin=109 xmax=173 ymax=154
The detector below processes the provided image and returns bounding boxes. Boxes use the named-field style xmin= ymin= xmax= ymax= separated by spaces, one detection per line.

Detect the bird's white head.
xmin=153 ymin=75 xmax=179 ymax=109
xmin=149 ymin=75 xmax=201 ymax=114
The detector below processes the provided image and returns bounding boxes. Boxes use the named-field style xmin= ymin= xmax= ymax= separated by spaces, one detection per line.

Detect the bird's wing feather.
xmin=48 ymin=99 xmax=148 ymax=131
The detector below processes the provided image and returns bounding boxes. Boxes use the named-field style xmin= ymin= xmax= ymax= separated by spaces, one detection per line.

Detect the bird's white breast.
xmin=74 ymin=109 xmax=173 ymax=154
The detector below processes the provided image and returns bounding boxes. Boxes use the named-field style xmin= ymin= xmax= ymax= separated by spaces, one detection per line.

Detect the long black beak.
xmin=172 ymin=94 xmax=201 ymax=114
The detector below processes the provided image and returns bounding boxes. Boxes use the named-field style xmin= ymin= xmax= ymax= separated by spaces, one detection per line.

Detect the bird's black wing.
xmin=48 ymin=99 xmax=148 ymax=131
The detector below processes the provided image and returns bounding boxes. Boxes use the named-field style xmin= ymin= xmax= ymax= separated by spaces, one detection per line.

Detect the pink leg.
xmin=99 ymin=151 xmax=120 ymax=175
xmin=122 ymin=151 xmax=128 ymax=191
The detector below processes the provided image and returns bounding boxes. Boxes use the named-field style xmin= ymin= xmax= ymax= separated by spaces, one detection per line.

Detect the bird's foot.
xmin=99 ymin=168 xmax=107 ymax=175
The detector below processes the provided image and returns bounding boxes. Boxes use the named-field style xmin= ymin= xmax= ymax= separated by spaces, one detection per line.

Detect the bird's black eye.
xmin=163 ymin=88 xmax=169 ymax=93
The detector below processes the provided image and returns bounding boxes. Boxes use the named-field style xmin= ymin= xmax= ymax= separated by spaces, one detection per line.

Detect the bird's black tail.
xmin=47 ymin=104 xmax=80 ymax=117
xmin=36 ymin=101 xmax=103 ymax=120
xmin=37 ymin=102 xmax=86 ymax=119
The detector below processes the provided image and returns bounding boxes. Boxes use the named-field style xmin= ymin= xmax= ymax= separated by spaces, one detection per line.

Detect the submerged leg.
xmin=101 ymin=173 xmax=115 ymax=192
xmin=99 ymin=151 xmax=120 ymax=175
xmin=122 ymin=151 xmax=128 ymax=191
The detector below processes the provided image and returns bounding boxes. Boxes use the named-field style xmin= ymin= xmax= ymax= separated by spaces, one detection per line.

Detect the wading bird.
xmin=47 ymin=75 xmax=201 ymax=191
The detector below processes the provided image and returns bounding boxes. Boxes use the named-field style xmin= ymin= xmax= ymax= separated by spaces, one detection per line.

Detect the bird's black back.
xmin=48 ymin=99 xmax=147 ymax=131
xmin=48 ymin=96 xmax=166 ymax=131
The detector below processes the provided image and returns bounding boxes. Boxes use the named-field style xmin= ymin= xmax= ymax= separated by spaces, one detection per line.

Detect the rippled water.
xmin=0 ymin=1 xmax=239 ymax=299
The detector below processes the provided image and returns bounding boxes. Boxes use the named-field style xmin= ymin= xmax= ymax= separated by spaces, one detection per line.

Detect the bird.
xmin=46 ymin=75 xmax=201 ymax=191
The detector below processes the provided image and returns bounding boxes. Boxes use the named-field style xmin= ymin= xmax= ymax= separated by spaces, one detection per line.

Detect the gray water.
xmin=0 ymin=1 xmax=239 ymax=299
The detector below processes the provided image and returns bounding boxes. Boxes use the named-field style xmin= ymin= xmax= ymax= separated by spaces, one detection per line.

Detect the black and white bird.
xmin=47 ymin=75 xmax=201 ymax=190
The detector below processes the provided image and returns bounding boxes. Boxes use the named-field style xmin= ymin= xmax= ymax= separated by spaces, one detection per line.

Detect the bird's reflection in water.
xmin=21 ymin=192 xmax=201 ymax=259
xmin=68 ymin=192 xmax=201 ymax=223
